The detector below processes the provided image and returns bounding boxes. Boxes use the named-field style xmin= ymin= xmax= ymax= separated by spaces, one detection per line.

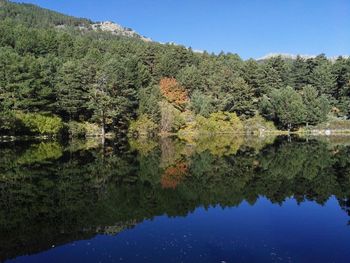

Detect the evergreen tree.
xmin=332 ymin=57 xmax=350 ymax=100
xmin=261 ymin=87 xmax=306 ymax=129
xmin=290 ymin=55 xmax=309 ymax=90
xmin=190 ymin=90 xmax=214 ymax=117
xmin=56 ymin=60 xmax=89 ymax=120
xmin=242 ymin=59 xmax=261 ymax=96
xmin=176 ymin=65 xmax=204 ymax=94
xmin=258 ymin=64 xmax=284 ymax=94
xmin=222 ymin=77 xmax=256 ymax=117
xmin=301 ymin=85 xmax=330 ymax=125
xmin=87 ymin=73 xmax=119 ymax=139
xmin=309 ymin=62 xmax=336 ymax=100
xmin=138 ymin=85 xmax=162 ymax=122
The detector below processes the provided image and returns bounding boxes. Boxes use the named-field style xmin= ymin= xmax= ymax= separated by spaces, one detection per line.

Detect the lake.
xmin=1 ymin=136 xmax=350 ymax=263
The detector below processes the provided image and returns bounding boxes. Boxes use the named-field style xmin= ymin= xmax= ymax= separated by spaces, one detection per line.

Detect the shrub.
xmin=178 ymin=111 xmax=244 ymax=142
xmin=159 ymin=101 xmax=185 ymax=133
xmin=0 ymin=111 xmax=17 ymax=134
xmin=129 ymin=114 xmax=158 ymax=136
xmin=16 ymin=112 xmax=63 ymax=135
xmin=243 ymin=113 xmax=276 ymax=135
xmin=67 ymin=121 xmax=101 ymax=138
xmin=196 ymin=111 xmax=244 ymax=134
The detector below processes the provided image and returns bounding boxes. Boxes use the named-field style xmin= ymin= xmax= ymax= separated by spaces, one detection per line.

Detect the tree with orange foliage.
xmin=159 ymin=78 xmax=189 ymax=110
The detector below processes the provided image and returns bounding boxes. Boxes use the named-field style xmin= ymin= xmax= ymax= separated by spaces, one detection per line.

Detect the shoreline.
xmin=2 ymin=129 xmax=350 ymax=142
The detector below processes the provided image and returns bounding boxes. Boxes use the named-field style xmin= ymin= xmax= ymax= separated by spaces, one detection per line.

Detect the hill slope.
xmin=0 ymin=0 xmax=151 ymax=41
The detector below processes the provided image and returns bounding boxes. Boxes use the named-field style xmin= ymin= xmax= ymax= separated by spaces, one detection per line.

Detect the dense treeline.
xmin=1 ymin=137 xmax=350 ymax=260
xmin=0 ymin=0 xmax=349 ymax=136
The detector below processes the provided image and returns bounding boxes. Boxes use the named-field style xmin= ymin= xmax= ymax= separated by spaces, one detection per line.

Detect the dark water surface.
xmin=1 ymin=136 xmax=350 ymax=263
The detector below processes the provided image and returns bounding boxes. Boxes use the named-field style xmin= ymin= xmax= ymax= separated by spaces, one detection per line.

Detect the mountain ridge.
xmin=257 ymin=53 xmax=349 ymax=62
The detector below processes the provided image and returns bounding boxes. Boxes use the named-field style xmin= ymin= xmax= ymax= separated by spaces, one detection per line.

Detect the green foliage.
xmin=337 ymin=95 xmax=350 ymax=118
xmin=0 ymin=1 xmax=349 ymax=136
xmin=301 ymin=85 xmax=330 ymax=125
xmin=192 ymin=135 xmax=244 ymax=156
xmin=0 ymin=110 xmax=17 ymax=133
xmin=56 ymin=60 xmax=89 ymax=120
xmin=138 ymin=85 xmax=162 ymax=122
xmin=129 ymin=114 xmax=158 ymax=136
xmin=242 ymin=59 xmax=261 ymax=96
xmin=129 ymin=137 xmax=158 ymax=155
xmin=177 ymin=65 xmax=204 ymax=93
xmin=243 ymin=113 xmax=277 ymax=134
xmin=220 ymin=77 xmax=256 ymax=117
xmin=290 ymin=55 xmax=310 ymax=90
xmin=17 ymin=142 xmax=63 ymax=164
xmin=180 ymin=111 xmax=244 ymax=138
xmin=16 ymin=112 xmax=63 ymax=135
xmin=261 ymin=87 xmax=306 ymax=129
xmin=190 ymin=90 xmax=214 ymax=117
xmin=309 ymin=62 xmax=337 ymax=98
xmin=67 ymin=121 xmax=101 ymax=138
xmin=197 ymin=111 xmax=244 ymax=134
xmin=332 ymin=57 xmax=350 ymax=100
xmin=159 ymin=101 xmax=185 ymax=133
xmin=0 ymin=0 xmax=92 ymax=28
xmin=258 ymin=63 xmax=284 ymax=93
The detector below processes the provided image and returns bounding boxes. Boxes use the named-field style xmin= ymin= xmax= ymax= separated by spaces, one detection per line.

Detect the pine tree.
xmin=309 ymin=62 xmax=336 ymax=100
xmin=87 ymin=73 xmax=119 ymax=140
xmin=332 ymin=57 xmax=350 ymax=100
xmin=56 ymin=60 xmax=89 ymax=120
xmin=262 ymin=87 xmax=306 ymax=129
xmin=290 ymin=55 xmax=310 ymax=90
xmin=301 ymin=85 xmax=330 ymax=125
xmin=242 ymin=59 xmax=261 ymax=96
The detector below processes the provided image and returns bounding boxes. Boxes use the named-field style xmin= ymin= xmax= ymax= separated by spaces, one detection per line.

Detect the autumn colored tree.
xmin=159 ymin=77 xmax=189 ymax=110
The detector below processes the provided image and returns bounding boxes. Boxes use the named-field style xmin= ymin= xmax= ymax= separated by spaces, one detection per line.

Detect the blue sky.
xmin=13 ymin=0 xmax=350 ymax=59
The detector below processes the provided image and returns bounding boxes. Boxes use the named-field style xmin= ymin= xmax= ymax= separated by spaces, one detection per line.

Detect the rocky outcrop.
xmin=91 ymin=21 xmax=152 ymax=42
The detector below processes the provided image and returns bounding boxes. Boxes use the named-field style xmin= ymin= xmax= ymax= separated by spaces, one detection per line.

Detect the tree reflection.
xmin=1 ymin=136 xmax=350 ymax=261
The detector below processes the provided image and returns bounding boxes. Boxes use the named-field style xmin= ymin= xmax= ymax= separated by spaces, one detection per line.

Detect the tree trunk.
xmin=101 ymin=112 xmax=106 ymax=146
xmin=101 ymin=123 xmax=105 ymax=137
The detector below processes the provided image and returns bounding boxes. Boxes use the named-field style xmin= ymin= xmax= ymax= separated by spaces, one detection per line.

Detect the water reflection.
xmin=1 ymin=136 xmax=350 ymax=262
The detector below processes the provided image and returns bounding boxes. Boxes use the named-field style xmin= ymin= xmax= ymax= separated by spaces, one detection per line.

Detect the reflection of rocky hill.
xmin=1 ymin=137 xmax=350 ymax=261
xmin=0 ymin=219 xmax=139 ymax=262
xmin=95 ymin=220 xmax=138 ymax=235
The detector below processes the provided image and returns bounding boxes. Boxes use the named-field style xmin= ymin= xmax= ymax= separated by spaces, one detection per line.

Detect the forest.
xmin=0 ymin=0 xmax=350 ymax=138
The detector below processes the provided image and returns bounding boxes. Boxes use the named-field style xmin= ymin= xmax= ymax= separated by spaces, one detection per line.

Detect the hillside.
xmin=0 ymin=0 xmax=151 ymax=41
xmin=0 ymin=0 xmax=349 ymax=139
xmin=0 ymin=0 xmax=92 ymax=27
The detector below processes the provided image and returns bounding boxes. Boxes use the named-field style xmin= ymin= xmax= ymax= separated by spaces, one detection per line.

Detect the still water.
xmin=1 ymin=136 xmax=350 ymax=263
